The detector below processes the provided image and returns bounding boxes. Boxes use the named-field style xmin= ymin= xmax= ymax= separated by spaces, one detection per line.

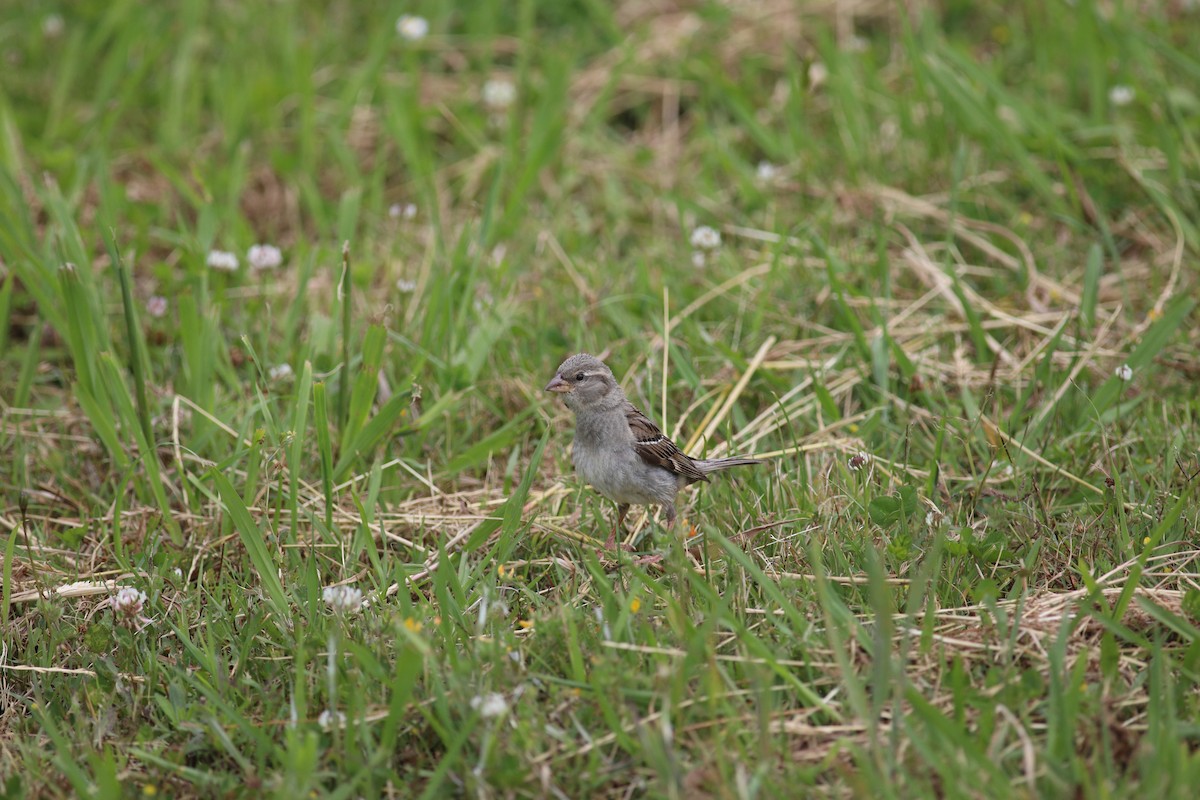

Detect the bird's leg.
xmin=604 ymin=503 xmax=630 ymax=549
xmin=662 ymin=503 xmax=677 ymax=528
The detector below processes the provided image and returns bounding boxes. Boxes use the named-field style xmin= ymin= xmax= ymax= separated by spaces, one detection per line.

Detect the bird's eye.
xmin=575 ymin=372 xmax=586 ymax=381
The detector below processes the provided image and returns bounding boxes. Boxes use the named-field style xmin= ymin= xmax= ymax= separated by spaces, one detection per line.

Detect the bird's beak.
xmin=545 ymin=374 xmax=571 ymax=393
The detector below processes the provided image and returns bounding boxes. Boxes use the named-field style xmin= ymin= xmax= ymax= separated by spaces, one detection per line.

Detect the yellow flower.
xmin=1143 ymin=537 xmax=1151 ymax=545
xmin=143 ymin=787 xmax=158 ymax=797
xmin=518 ymin=619 xmax=534 ymax=629
xmin=403 ymin=617 xmax=423 ymax=633
xmin=497 ymin=563 xmax=507 ymax=578
xmin=630 ymin=597 xmax=642 ymax=614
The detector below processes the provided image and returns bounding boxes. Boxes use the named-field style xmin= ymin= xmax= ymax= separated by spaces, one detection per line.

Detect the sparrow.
xmin=545 ymin=353 xmax=763 ymax=544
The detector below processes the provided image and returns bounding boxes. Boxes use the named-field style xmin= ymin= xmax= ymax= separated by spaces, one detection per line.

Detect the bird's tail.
xmin=695 ymin=456 xmax=765 ymax=475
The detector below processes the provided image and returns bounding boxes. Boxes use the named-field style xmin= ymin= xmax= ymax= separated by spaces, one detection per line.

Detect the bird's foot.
xmin=601 ymin=533 xmax=636 ymax=553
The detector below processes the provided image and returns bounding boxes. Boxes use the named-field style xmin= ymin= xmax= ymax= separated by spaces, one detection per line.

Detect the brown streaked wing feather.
xmin=624 ymin=402 xmax=708 ymax=484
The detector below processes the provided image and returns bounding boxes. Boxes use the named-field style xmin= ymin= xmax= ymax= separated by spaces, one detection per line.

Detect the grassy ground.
xmin=2 ymin=0 xmax=1200 ymax=796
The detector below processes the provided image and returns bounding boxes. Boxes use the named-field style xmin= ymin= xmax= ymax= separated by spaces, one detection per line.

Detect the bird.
xmin=545 ymin=353 xmax=763 ymax=546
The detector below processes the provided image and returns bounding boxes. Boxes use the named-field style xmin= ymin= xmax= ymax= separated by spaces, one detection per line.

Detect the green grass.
xmin=2 ymin=0 xmax=1200 ymax=796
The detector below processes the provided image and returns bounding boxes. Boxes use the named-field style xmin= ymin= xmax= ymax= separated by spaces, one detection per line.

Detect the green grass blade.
xmin=288 ymin=360 xmax=313 ymax=538
xmin=313 ymin=381 xmax=334 ymax=529
xmin=211 ymin=470 xmax=291 ymax=618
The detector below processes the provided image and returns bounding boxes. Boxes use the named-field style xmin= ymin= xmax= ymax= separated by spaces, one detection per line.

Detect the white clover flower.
xmin=690 ymin=225 xmax=721 ymax=251
xmin=470 ymin=692 xmax=509 ymax=719
xmin=145 ymin=295 xmax=168 ymax=318
xmin=112 ymin=586 xmax=151 ymax=629
xmin=1109 ymin=85 xmax=1135 ymax=106
xmin=808 ymin=62 xmax=829 ymax=88
xmin=113 ymin=586 xmax=146 ymax=614
xmin=848 ymin=451 xmax=872 ymax=471
xmin=42 ymin=14 xmax=65 ymax=38
xmin=323 ymin=585 xmax=363 ymax=614
xmin=206 ymin=250 xmax=239 ymax=272
xmin=755 ymin=161 xmax=778 ymax=183
xmin=317 ymin=709 xmax=346 ymax=731
xmin=396 ymin=15 xmax=429 ymax=41
xmin=247 ymin=244 xmax=283 ymax=271
xmin=268 ymin=363 xmax=294 ymax=381
xmin=1115 ymin=363 xmax=1133 ymax=381
xmin=396 ymin=278 xmax=417 ymax=293
xmin=389 ymin=202 xmax=417 ymax=220
xmin=482 ymin=79 xmax=517 ymax=111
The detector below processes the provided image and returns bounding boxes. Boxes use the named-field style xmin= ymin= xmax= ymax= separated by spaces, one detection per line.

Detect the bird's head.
xmin=545 ymin=353 xmax=621 ymax=412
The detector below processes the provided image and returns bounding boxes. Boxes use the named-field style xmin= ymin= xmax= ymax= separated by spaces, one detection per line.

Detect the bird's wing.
xmin=624 ymin=402 xmax=708 ymax=484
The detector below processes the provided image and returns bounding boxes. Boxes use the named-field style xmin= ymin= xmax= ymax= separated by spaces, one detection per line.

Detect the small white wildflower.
xmin=482 ymin=79 xmax=517 ymax=110
xmin=755 ymin=161 xmax=779 ymax=183
xmin=145 ymin=295 xmax=168 ymax=318
xmin=691 ymin=251 xmax=708 ymax=268
xmin=690 ymin=225 xmax=721 ymax=251
xmin=470 ymin=692 xmax=508 ymax=719
xmin=1115 ymin=363 xmax=1133 ymax=381
xmin=247 ymin=244 xmax=283 ymax=271
xmin=323 ymin=584 xmax=363 ymax=614
xmin=396 ymin=15 xmax=429 ymax=41
xmin=206 ymin=250 xmax=239 ymax=272
xmin=42 ymin=14 xmax=65 ymax=38
xmin=808 ymin=62 xmax=829 ymax=89
xmin=1109 ymin=85 xmax=1135 ymax=107
xmin=389 ymin=203 xmax=403 ymax=218
xmin=112 ymin=586 xmax=151 ymax=629
xmin=317 ymin=709 xmax=346 ymax=731
xmin=172 ymin=567 xmax=184 ymax=581
xmin=268 ymin=363 xmax=294 ymax=381
xmin=112 ymin=587 xmax=146 ymax=615
xmin=390 ymin=202 xmax=417 ymax=219
xmin=396 ymin=278 xmax=417 ymax=293
xmin=848 ymin=451 xmax=872 ymax=471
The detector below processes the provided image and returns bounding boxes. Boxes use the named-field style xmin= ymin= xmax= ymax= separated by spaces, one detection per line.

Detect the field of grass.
xmin=3 ymin=0 xmax=1200 ymax=796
